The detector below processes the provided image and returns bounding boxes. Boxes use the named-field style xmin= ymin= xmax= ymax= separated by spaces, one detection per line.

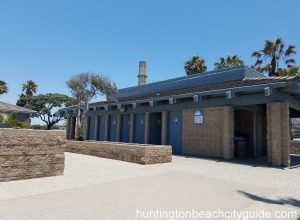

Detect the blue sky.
xmin=0 ymin=0 xmax=299 ymax=108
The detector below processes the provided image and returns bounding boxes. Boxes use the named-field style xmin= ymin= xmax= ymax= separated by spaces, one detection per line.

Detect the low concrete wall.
xmin=66 ymin=141 xmax=172 ymax=165
xmin=291 ymin=140 xmax=300 ymax=154
xmin=0 ymin=129 xmax=66 ymax=182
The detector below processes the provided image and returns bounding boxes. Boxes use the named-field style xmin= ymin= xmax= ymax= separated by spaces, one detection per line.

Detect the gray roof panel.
xmin=114 ymin=65 xmax=265 ymax=100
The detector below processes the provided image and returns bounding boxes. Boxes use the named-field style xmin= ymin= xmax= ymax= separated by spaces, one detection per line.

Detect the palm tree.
xmin=184 ymin=56 xmax=207 ymax=75
xmin=22 ymin=80 xmax=37 ymax=96
xmin=0 ymin=80 xmax=8 ymax=95
xmin=214 ymin=55 xmax=244 ymax=69
xmin=252 ymin=38 xmax=297 ymax=76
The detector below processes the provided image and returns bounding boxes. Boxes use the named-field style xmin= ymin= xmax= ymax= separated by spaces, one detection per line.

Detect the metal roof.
xmin=60 ymin=66 xmax=300 ymax=112
xmin=113 ymin=65 xmax=265 ymax=101
xmin=115 ymin=77 xmax=296 ymax=102
xmin=0 ymin=101 xmax=36 ymax=114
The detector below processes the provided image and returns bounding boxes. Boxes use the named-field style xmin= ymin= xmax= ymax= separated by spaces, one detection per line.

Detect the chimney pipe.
xmin=138 ymin=61 xmax=147 ymax=86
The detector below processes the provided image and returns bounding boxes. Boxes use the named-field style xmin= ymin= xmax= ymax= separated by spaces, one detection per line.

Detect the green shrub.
xmin=6 ymin=113 xmax=25 ymax=128
xmin=0 ymin=114 xmax=4 ymax=123
xmin=76 ymin=135 xmax=84 ymax=141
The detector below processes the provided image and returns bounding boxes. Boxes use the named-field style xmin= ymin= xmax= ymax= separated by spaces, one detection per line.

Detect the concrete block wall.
xmin=267 ymin=102 xmax=290 ymax=167
xmin=66 ymin=141 xmax=172 ymax=165
xmin=182 ymin=106 xmax=234 ymax=160
xmin=0 ymin=129 xmax=66 ymax=182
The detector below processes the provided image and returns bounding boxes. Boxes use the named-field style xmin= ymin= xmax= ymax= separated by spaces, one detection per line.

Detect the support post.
xmin=94 ymin=114 xmax=99 ymax=141
xmin=267 ymin=102 xmax=290 ymax=166
xmin=223 ymin=106 xmax=234 ymax=160
xmin=116 ymin=114 xmax=121 ymax=142
xmin=104 ymin=114 xmax=109 ymax=141
xmin=81 ymin=116 xmax=88 ymax=140
xmin=161 ymin=111 xmax=167 ymax=145
xmin=144 ymin=112 xmax=149 ymax=144
xmin=129 ymin=113 xmax=134 ymax=143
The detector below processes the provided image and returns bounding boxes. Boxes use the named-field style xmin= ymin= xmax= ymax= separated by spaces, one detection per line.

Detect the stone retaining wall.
xmin=0 ymin=129 xmax=66 ymax=182
xmin=66 ymin=141 xmax=172 ymax=165
xmin=291 ymin=140 xmax=300 ymax=154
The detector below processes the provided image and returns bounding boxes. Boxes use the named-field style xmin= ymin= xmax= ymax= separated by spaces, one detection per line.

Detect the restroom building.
xmin=63 ymin=62 xmax=300 ymax=167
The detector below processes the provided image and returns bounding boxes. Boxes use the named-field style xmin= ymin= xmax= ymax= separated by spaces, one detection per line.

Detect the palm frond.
xmin=252 ymin=51 xmax=262 ymax=58
xmin=285 ymin=58 xmax=296 ymax=65
xmin=285 ymin=45 xmax=296 ymax=56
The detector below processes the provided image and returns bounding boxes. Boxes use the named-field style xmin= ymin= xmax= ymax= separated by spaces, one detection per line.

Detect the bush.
xmin=5 ymin=113 xmax=24 ymax=129
xmin=76 ymin=135 xmax=84 ymax=141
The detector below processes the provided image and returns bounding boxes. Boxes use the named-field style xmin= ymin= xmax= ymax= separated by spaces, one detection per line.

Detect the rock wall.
xmin=66 ymin=141 xmax=172 ymax=165
xmin=0 ymin=129 xmax=66 ymax=182
xmin=291 ymin=140 xmax=300 ymax=154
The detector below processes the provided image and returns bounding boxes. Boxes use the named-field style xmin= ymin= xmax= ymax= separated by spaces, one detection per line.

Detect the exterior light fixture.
xmin=264 ymin=87 xmax=272 ymax=96
xmin=226 ymin=91 xmax=234 ymax=99
xmin=193 ymin=95 xmax=200 ymax=102
xmin=169 ymin=97 xmax=176 ymax=105
xmin=117 ymin=104 xmax=122 ymax=110
xmin=149 ymin=100 xmax=155 ymax=107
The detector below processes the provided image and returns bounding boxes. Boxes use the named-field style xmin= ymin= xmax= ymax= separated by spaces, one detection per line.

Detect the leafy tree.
xmin=22 ymin=80 xmax=38 ymax=96
xmin=66 ymin=73 xmax=117 ymax=140
xmin=277 ymin=66 xmax=300 ymax=76
xmin=184 ymin=56 xmax=207 ymax=75
xmin=252 ymin=38 xmax=297 ymax=76
xmin=17 ymin=93 xmax=75 ymax=130
xmin=0 ymin=80 xmax=8 ymax=95
xmin=214 ymin=55 xmax=244 ymax=69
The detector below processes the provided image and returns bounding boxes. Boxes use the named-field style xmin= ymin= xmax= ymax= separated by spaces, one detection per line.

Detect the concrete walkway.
xmin=0 ymin=153 xmax=299 ymax=220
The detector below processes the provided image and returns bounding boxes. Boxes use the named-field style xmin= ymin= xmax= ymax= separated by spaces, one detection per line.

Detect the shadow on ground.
xmin=238 ymin=191 xmax=300 ymax=208
xmin=180 ymin=155 xmax=285 ymax=169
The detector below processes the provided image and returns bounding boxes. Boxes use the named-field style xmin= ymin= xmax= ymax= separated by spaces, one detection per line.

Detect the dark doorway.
xmin=290 ymin=107 xmax=300 ymax=167
xmin=134 ymin=113 xmax=145 ymax=144
xmin=87 ymin=116 xmax=95 ymax=140
xmin=234 ymin=109 xmax=255 ymax=159
xmin=149 ymin=112 xmax=162 ymax=145
xmin=108 ymin=115 xmax=117 ymax=141
xmin=234 ymin=106 xmax=267 ymax=160
xmin=120 ymin=114 xmax=130 ymax=142
xmin=70 ymin=117 xmax=76 ymax=139
xmin=167 ymin=111 xmax=182 ymax=154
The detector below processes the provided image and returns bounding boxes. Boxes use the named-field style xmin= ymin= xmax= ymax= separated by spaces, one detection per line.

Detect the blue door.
xmin=167 ymin=111 xmax=182 ymax=154
xmin=108 ymin=115 xmax=117 ymax=141
xmin=149 ymin=113 xmax=162 ymax=145
xmin=96 ymin=116 xmax=105 ymax=141
xmin=120 ymin=114 xmax=130 ymax=142
xmin=87 ymin=116 xmax=95 ymax=140
xmin=134 ymin=113 xmax=145 ymax=144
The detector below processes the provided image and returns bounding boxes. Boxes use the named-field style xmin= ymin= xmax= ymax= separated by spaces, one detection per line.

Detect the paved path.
xmin=0 ymin=153 xmax=299 ymax=220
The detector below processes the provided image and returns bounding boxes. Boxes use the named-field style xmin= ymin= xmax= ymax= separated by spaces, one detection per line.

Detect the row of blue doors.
xmin=86 ymin=111 xmax=183 ymax=154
